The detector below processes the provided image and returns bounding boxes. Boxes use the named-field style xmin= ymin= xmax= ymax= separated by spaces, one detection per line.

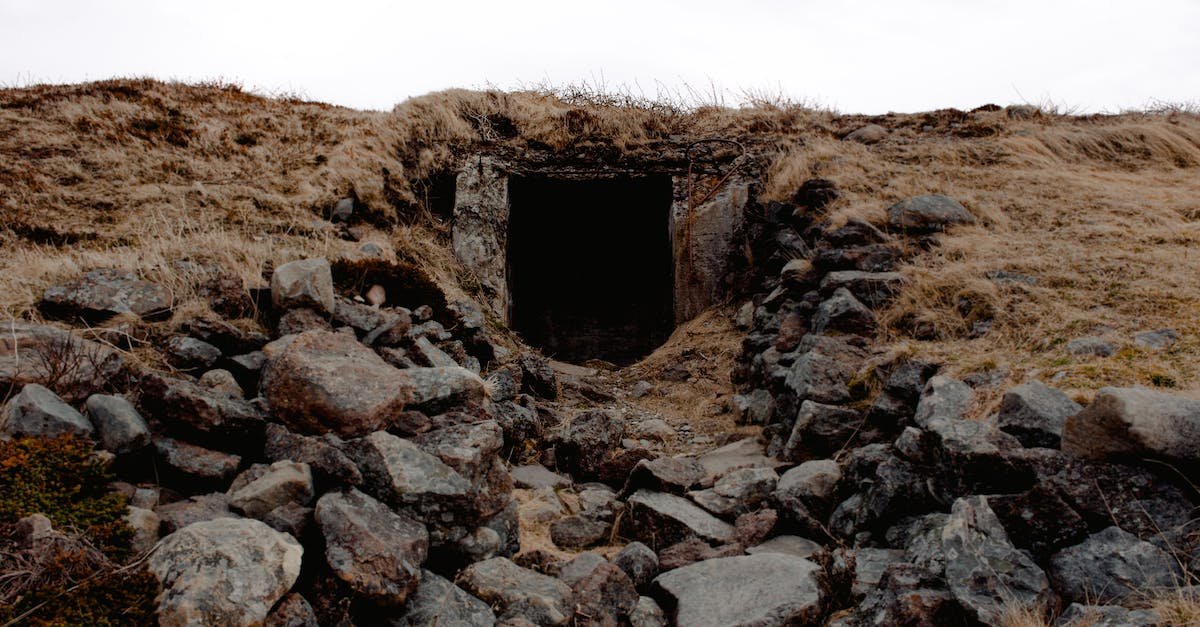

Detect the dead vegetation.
xmin=2 ymin=79 xmax=1199 ymax=412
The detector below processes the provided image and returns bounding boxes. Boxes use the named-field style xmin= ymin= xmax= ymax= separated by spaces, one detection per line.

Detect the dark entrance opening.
xmin=508 ymin=175 xmax=674 ymax=366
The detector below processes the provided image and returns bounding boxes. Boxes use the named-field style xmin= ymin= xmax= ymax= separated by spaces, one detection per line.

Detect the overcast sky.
xmin=2 ymin=0 xmax=1197 ymax=114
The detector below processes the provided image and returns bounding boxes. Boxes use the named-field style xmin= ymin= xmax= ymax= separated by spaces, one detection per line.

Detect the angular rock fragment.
xmin=41 ymin=268 xmax=172 ymax=321
xmin=1 ymin=383 xmax=94 ymax=439
xmin=886 ymin=194 xmax=976 ymax=233
xmin=389 ymin=569 xmax=496 ymax=626
xmin=459 ymin=557 xmax=574 ymax=626
xmin=271 ymin=258 xmax=335 ymax=315
xmin=995 ymin=380 xmax=1081 ymax=448
xmin=623 ymin=490 xmax=734 ymax=550
xmin=652 ymin=553 xmax=823 ymax=626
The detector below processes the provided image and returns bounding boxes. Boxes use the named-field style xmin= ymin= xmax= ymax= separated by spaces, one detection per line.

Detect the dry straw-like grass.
xmin=3 ymin=78 xmax=1199 ymax=408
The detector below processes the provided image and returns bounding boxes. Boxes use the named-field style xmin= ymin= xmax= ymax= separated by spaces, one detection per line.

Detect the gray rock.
xmin=652 ymin=553 xmax=823 ymax=626
xmin=622 ymin=457 xmax=706 ymax=495
xmin=746 ymin=535 xmax=822 ymax=559
xmin=776 ymin=459 xmax=842 ymax=505
xmin=348 ymin=430 xmax=481 ymax=526
xmin=613 ymin=542 xmax=658 ymax=590
xmin=41 ymin=268 xmax=172 ymax=321
xmin=270 ymin=258 xmax=335 ymax=315
xmin=783 ymin=334 xmax=868 ymax=405
xmin=845 ymin=124 xmax=888 ymax=144
xmin=276 ymin=307 xmax=332 ymax=336
xmin=854 ymin=562 xmax=968 ymax=625
xmin=550 ymin=515 xmax=610 ymax=549
xmin=485 ymin=366 xmax=521 ymax=402
xmin=227 ymin=461 xmax=314 ymax=519
xmin=577 ymin=484 xmax=622 ymax=522
xmin=260 ymin=502 xmax=312 ymax=539
xmin=149 ymin=518 xmax=302 ymax=626
xmin=623 ymin=490 xmax=735 ymax=550
xmin=388 ymin=569 xmax=496 ymax=626
xmin=260 ymin=330 xmax=410 ymax=438
xmin=995 ymin=381 xmax=1081 ymax=448
xmin=731 ymin=389 xmax=775 ymax=425
xmin=1049 ymin=525 xmax=1181 ymax=604
xmin=154 ymin=437 xmax=242 ymax=488
xmin=1 ymin=383 xmax=93 ymax=439
xmin=558 ymin=551 xmax=607 ymax=587
xmin=554 ymin=410 xmax=625 ymax=480
xmin=331 ymin=197 xmax=355 ymax=222
xmin=941 ymin=496 xmax=1054 ymax=624
xmin=262 ymin=423 xmax=362 ymax=490
xmin=410 ymin=336 xmax=460 ymax=368
xmin=0 ymin=322 xmax=122 ymax=401
xmin=783 ymin=400 xmax=865 ymax=461
xmin=1134 ymin=328 xmax=1179 ymax=350
xmin=140 ymin=373 xmax=265 ymax=442
xmin=315 ymin=488 xmax=429 ymax=606
xmin=694 ymin=437 xmax=775 ymax=486
xmin=198 ymin=368 xmax=244 ymax=397
xmin=414 ymin=420 xmax=504 ymax=484
xmin=629 ymin=596 xmax=667 ymax=627
xmin=265 ymin=593 xmax=319 ymax=627
xmin=819 ymin=271 xmax=905 ymax=308
xmin=812 ymin=287 xmax=877 ymax=335
xmin=850 ymin=548 xmax=906 ymax=598
xmin=1054 ymin=603 xmax=1162 ymax=626
xmin=688 ymin=467 xmax=779 ymax=517
xmin=167 ymin=336 xmax=222 ymax=370
xmin=459 ymin=557 xmax=574 ymax=626
xmin=518 ymin=354 xmax=558 ymax=399
xmin=510 ymin=464 xmax=570 ymax=490
xmin=571 ymin=563 xmax=638 ymax=627
xmin=1062 ymin=386 xmax=1200 ymax=466
xmin=404 ymin=366 xmax=488 ymax=414
xmin=886 ymin=194 xmax=976 ymax=233
xmin=914 ymin=375 xmax=974 ymax=428
xmin=156 ymin=493 xmax=237 ymax=534
xmin=1066 ymin=336 xmax=1116 ymax=357
xmin=125 ymin=506 xmax=161 ymax=555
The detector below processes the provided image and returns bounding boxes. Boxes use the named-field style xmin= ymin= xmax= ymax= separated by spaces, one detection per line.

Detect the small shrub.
xmin=0 ymin=436 xmax=132 ymax=558
xmin=1149 ymin=372 xmax=1178 ymax=388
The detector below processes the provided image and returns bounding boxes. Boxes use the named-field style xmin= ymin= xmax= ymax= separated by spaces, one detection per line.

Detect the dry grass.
xmin=3 ymin=79 xmax=1199 ymax=413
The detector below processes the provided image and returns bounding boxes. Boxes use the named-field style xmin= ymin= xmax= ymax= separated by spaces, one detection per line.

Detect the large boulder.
xmin=148 ymin=518 xmax=303 ymax=627
xmin=995 ymin=381 xmax=1082 ymax=448
xmin=41 ymin=268 xmax=172 ymax=321
xmin=314 ymin=489 xmax=429 ymax=606
xmin=782 ymin=400 xmax=865 ymax=461
xmin=886 ymin=194 xmax=976 ymax=233
xmin=1049 ymin=526 xmax=1181 ymax=604
xmin=459 ymin=557 xmax=574 ymax=626
xmin=1 ymin=383 xmax=94 ymax=439
xmin=652 ymin=553 xmax=823 ymax=626
xmin=270 ymin=258 xmax=335 ymax=315
xmin=260 ymin=330 xmax=409 ymax=437
xmin=1061 ymin=386 xmax=1200 ymax=467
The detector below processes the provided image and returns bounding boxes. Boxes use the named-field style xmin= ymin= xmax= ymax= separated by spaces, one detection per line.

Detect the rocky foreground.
xmin=2 ymin=193 xmax=1198 ymax=626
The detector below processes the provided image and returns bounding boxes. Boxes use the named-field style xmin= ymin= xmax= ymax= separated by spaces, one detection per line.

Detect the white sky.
xmin=2 ymin=0 xmax=1197 ymax=114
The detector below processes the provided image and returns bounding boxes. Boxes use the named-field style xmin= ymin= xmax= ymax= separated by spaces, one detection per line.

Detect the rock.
xmin=166 ymin=336 xmax=222 ymax=370
xmin=926 ymin=415 xmax=1030 ymax=495
xmin=630 ymin=418 xmax=674 ymax=442
xmin=271 ymin=258 xmax=335 ymax=315
xmin=554 ymin=411 xmax=625 ymax=480
xmin=811 ymin=287 xmax=876 ymax=335
xmin=261 ymin=502 xmax=313 ymax=539
xmin=315 ymin=488 xmax=429 ymax=606
xmin=197 ymin=271 xmax=255 ymax=320
xmin=125 ymin=506 xmax=161 ymax=555
xmin=694 ymin=437 xmax=775 ymax=486
xmin=845 ymin=124 xmax=887 ymax=144
xmin=347 ymin=430 xmax=480 ymax=526
xmin=794 ymin=177 xmax=841 ymax=210
xmin=389 ymin=569 xmax=496 ymax=626
xmin=331 ymin=197 xmax=355 ymax=222
xmin=886 ymin=194 xmax=976 ymax=233
xmin=558 ymin=552 xmax=607 ymax=587
xmin=1049 ymin=525 xmax=1181 ymax=604
xmin=774 ymin=459 xmax=842 ymax=534
xmin=730 ymin=389 xmax=775 ymax=425
xmin=571 ymin=563 xmax=638 ymax=627
xmin=746 ymin=535 xmax=822 ymax=559
xmin=941 ymin=496 xmax=1054 ymax=624
xmin=629 ymin=596 xmax=667 ymax=627
xmin=0 ymin=323 xmax=122 ymax=401
xmin=1 ymin=383 xmax=93 ymax=439
xmin=1054 ymin=603 xmax=1162 ymax=626
xmin=995 ymin=381 xmax=1081 ymax=448
xmin=459 ymin=557 xmax=574 ymax=626
xmin=577 ymin=484 xmax=623 ymax=522
xmin=404 ymin=366 xmax=488 ymax=414
xmin=550 ymin=515 xmax=610 ymax=549
xmin=154 ymin=438 xmax=242 ymax=489
xmin=519 ymin=354 xmax=558 ymax=399
xmin=913 ymin=375 xmax=973 ymax=428
xmin=987 ymin=485 xmax=1089 ymax=562
xmin=198 ymin=368 xmax=244 ymax=397
xmin=41 ymin=268 xmax=172 ymax=321
xmin=140 ymin=373 xmax=265 ymax=444
xmin=612 ymin=542 xmax=659 ymax=590
xmin=260 ymin=330 xmax=409 ymax=437
xmin=1134 ymin=328 xmax=1179 ymax=350
xmin=492 ymin=398 xmax=544 ymax=454
xmin=510 ymin=464 xmax=570 ymax=490
xmin=485 ymin=366 xmax=522 ymax=402
xmin=819 ymin=270 xmax=905 ymax=308
xmin=688 ymin=467 xmax=779 ymax=517
xmin=850 ymin=548 xmax=906 ymax=598
xmin=156 ymin=493 xmax=237 ymax=534
xmin=657 ymin=538 xmax=744 ymax=571
xmin=149 ymin=518 xmax=302 ymax=626
xmin=227 ymin=461 xmax=314 ymax=519
xmin=1067 ymin=336 xmax=1117 ymax=358
xmin=276 ymin=307 xmax=331 ymax=335
xmin=1061 ymin=386 xmax=1200 ymax=467
xmin=622 ymin=457 xmax=705 ymax=496
xmin=812 ymin=243 xmax=899 ymax=273
xmin=265 ymin=593 xmax=319 ymax=627
xmin=414 ymin=420 xmax=503 ymax=485
xmin=782 ymin=400 xmax=865 ymax=461
xmin=410 ymin=336 xmax=461 ymax=368
xmin=623 ymin=490 xmax=734 ymax=550
xmin=629 ymin=380 xmax=656 ymax=399
xmin=227 ymin=351 xmax=267 ymax=391
xmin=263 ymin=423 xmax=362 ymax=490
xmin=855 ymin=563 xmax=969 ymax=625
xmin=782 ymin=334 xmax=868 ymax=405
xmin=780 ymin=258 xmax=816 ymax=287
xmin=652 ymin=553 xmax=823 ymax=626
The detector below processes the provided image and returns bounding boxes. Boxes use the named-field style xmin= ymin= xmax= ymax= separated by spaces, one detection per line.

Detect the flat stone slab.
xmin=745 ymin=535 xmax=823 ymax=559
xmin=652 ymin=553 xmax=823 ymax=626
xmin=510 ymin=464 xmax=571 ymax=490
xmin=624 ymin=490 xmax=734 ymax=550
